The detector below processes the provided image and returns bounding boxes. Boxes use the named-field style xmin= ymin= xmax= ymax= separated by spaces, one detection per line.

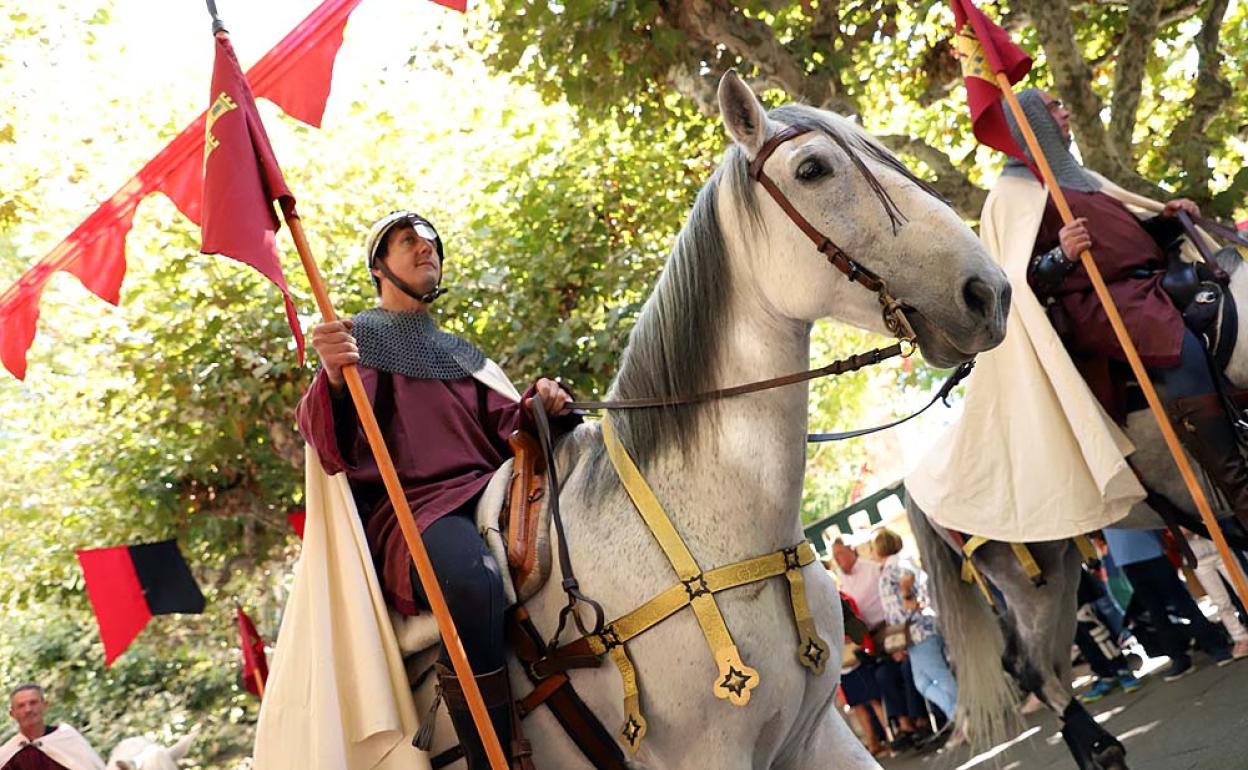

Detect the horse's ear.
xmin=717 ymin=70 xmax=768 ymax=158
xmin=168 ymin=732 xmax=196 ymax=761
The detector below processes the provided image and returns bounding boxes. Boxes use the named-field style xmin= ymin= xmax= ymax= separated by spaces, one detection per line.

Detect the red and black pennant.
xmin=76 ymin=539 xmax=205 ymax=666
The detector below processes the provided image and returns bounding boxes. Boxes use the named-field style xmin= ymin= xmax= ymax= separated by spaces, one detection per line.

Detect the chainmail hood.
xmin=1001 ymin=88 xmax=1100 ymax=193
xmin=351 ymin=308 xmax=486 ymax=380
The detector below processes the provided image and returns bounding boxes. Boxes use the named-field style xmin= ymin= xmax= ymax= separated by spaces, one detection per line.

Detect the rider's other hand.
xmin=310 ymin=319 xmax=358 ymax=389
xmin=1162 ymin=198 xmax=1200 ymax=219
xmin=529 ymin=377 xmax=572 ymax=417
xmin=1058 ymin=218 xmax=1092 ymax=261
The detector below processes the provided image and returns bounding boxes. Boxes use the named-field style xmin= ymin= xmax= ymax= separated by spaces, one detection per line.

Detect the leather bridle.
xmin=565 ymin=124 xmax=924 ymax=414
xmin=748 ymin=125 xmax=917 ymax=344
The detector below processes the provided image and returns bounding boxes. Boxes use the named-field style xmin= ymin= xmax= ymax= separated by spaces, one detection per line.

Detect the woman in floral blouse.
xmin=873 ymin=528 xmax=959 ymax=723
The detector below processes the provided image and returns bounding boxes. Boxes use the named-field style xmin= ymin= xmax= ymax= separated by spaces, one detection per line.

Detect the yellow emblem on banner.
xmin=204 ymin=91 xmax=238 ymax=169
xmin=953 ymin=24 xmax=993 ymax=84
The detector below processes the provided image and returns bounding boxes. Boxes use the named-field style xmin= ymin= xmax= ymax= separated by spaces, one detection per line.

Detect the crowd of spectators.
xmin=828 ymin=524 xmax=1248 ymax=758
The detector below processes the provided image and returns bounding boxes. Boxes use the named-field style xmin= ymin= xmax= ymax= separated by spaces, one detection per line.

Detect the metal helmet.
xmin=364 ymin=210 xmax=445 ymax=273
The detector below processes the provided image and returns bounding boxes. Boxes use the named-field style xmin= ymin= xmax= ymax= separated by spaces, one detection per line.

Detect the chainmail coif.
xmin=1001 ymin=88 xmax=1101 ymax=193
xmin=351 ymin=308 xmax=486 ymax=380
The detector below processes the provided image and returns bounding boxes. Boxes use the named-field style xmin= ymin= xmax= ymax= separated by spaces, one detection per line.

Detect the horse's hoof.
xmin=1092 ymin=742 xmax=1128 ymax=770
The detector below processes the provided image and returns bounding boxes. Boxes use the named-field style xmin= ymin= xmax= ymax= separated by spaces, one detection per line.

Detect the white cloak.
xmin=0 ymin=725 xmax=105 ymax=770
xmin=906 ymin=172 xmax=1213 ymax=542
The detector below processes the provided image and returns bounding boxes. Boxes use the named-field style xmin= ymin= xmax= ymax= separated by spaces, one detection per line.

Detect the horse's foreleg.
xmin=981 ymin=541 xmax=1126 ymax=770
xmin=772 ymin=689 xmax=881 ymax=770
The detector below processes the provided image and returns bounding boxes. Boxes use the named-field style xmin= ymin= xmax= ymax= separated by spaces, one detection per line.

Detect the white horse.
xmin=488 ymin=70 xmax=1010 ymax=769
xmin=106 ymin=734 xmax=194 ymax=770
xmin=907 ymin=248 xmax=1248 ymax=770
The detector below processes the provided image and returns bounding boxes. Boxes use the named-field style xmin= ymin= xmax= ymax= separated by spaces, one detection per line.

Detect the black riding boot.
xmin=436 ymin=662 xmax=533 ymax=770
xmin=1167 ymin=392 xmax=1248 ymax=528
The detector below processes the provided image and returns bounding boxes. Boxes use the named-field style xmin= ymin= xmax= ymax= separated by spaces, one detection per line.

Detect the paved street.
xmin=879 ymin=653 xmax=1248 ymax=770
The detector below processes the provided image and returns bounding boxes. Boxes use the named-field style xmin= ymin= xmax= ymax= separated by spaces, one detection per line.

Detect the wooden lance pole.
xmin=995 ymin=73 xmax=1248 ymax=610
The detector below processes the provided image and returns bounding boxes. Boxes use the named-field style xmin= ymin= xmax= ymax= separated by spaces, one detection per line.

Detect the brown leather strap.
xmin=748 ymin=125 xmax=886 ymax=293
xmin=517 ymin=673 xmax=567 ymax=718
xmin=568 ymin=342 xmax=906 ymax=411
xmin=508 ymin=609 xmax=628 ymax=770
xmin=531 ymin=405 xmax=606 ymax=649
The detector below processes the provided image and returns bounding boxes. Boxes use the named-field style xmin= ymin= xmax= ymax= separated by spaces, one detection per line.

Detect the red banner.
xmin=77 ymin=540 xmax=205 ymax=666
xmin=0 ymin=0 xmax=365 ymax=379
xmin=236 ymin=606 xmax=270 ymax=697
xmin=201 ymin=33 xmax=304 ymax=360
xmin=950 ymin=0 xmax=1033 ymax=166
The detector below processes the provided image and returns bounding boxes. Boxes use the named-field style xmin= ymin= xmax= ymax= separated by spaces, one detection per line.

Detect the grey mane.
xmin=580 ymin=103 xmax=940 ymax=498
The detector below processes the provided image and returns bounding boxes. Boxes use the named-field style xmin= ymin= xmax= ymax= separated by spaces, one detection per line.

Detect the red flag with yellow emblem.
xmin=950 ymin=0 xmax=1033 ymax=165
xmin=200 ymin=33 xmax=304 ymax=361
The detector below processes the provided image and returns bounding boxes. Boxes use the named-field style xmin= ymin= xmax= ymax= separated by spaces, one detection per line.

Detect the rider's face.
xmin=374 ymin=223 xmax=441 ymax=294
xmin=1040 ymin=91 xmax=1072 ymax=144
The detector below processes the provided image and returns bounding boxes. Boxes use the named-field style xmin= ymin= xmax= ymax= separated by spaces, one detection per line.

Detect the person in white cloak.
xmin=907 ymin=88 xmax=1244 ymax=542
xmin=1 ymin=685 xmax=104 ymax=770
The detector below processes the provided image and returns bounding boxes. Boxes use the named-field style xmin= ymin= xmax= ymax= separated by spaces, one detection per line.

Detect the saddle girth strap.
xmin=507 ymin=608 xmax=629 ymax=770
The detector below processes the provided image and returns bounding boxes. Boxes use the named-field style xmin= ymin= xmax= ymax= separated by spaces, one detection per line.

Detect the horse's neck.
xmin=650 ymin=302 xmax=813 ymax=558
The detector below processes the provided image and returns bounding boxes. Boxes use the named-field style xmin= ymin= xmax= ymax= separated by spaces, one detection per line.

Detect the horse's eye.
xmin=797 ymin=159 xmax=828 ymax=182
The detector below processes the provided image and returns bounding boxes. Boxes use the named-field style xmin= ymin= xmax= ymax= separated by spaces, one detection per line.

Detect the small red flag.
xmin=200 ymin=33 xmax=305 ymax=362
xmin=950 ymin=0 xmax=1033 ymax=165
xmin=287 ymin=510 xmax=307 ymax=539
xmin=429 ymin=0 xmax=468 ymax=10
xmin=236 ymin=606 xmax=270 ymax=697
xmin=77 ymin=540 xmax=206 ymax=666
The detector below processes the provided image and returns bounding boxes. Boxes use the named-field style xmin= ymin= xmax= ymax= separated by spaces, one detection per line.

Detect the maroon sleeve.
xmin=295 ymin=369 xmax=358 ymax=475
xmin=481 ymin=381 xmax=582 ymax=449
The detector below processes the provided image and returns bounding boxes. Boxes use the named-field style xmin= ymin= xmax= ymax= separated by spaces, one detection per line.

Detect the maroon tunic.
xmin=3 ymin=728 xmax=69 ymax=770
xmin=296 ymin=367 xmax=578 ymax=615
xmin=1030 ymin=188 xmax=1184 ymax=422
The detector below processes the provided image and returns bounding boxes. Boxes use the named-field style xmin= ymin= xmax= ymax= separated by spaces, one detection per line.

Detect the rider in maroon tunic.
xmin=297 ymin=211 xmax=578 ymax=769
xmin=1007 ymin=89 xmax=1248 ymax=527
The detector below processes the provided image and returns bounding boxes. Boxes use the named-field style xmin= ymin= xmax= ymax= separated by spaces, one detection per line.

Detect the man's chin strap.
xmin=375 ymin=259 xmax=447 ymax=304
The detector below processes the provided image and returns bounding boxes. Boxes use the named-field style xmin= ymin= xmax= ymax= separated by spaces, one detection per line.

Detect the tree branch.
xmin=658 ymin=0 xmax=829 ymax=107
xmin=1169 ymin=0 xmax=1232 ymax=201
xmin=1013 ymin=0 xmax=1165 ymax=197
xmin=1109 ymin=0 xmax=1163 ymax=152
xmin=878 ymin=135 xmax=987 ymax=219
xmin=1013 ymin=0 xmax=1118 ymax=169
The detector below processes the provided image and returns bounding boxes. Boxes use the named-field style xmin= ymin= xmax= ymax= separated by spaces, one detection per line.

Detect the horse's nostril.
xmin=962 ymin=277 xmax=996 ymax=320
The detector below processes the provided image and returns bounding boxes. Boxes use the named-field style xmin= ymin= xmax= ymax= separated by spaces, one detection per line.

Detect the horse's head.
xmin=716 ymin=71 xmax=1009 ymax=368
xmin=107 ymin=733 xmax=194 ymax=770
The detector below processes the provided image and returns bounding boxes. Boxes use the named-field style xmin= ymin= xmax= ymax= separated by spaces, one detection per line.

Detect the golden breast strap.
xmin=594 ymin=417 xmax=828 ymax=751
